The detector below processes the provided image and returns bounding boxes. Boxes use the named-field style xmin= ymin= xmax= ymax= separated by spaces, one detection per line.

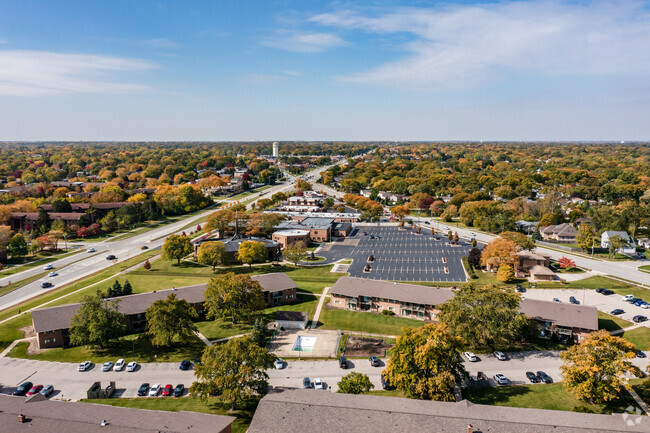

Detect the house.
xmin=274 ymin=311 xmax=308 ymax=329
xmin=248 ymin=388 xmax=642 ymax=433
xmin=515 ymin=251 xmax=555 ymax=281
xmin=539 ymin=223 xmax=578 ymax=242
xmin=328 ymin=277 xmax=454 ymax=320
xmin=514 ymin=220 xmax=538 ymax=234
xmin=638 ymin=237 xmax=650 ymax=249
xmin=1 ymin=394 xmax=234 ymax=432
xmin=601 ymin=231 xmax=636 ymax=254
xmin=272 ymin=229 xmax=311 ymax=249
xmin=252 ymin=272 xmax=298 ymax=307
xmin=519 ymin=298 xmax=597 ymax=343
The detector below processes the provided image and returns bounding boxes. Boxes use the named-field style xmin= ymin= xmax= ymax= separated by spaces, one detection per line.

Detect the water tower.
xmin=272 ymin=141 xmax=279 ymax=158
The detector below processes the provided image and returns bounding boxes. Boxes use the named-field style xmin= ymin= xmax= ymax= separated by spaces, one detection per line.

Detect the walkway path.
xmin=0 ymin=337 xmax=31 ymax=358
xmin=627 ymin=387 xmax=650 ymax=415
xmin=194 ymin=331 xmax=213 ymax=347
xmin=210 ymin=333 xmax=248 ymax=344
xmin=310 ymin=286 xmax=330 ymax=328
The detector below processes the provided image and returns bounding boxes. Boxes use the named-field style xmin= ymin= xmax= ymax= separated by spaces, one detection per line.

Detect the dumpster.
xmin=86 ymin=381 xmax=115 ymax=399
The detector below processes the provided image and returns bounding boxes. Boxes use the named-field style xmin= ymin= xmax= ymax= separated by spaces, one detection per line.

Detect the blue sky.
xmin=1 ymin=0 xmax=650 ymax=141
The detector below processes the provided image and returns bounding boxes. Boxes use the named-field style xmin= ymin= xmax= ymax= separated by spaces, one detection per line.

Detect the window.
xmin=44 ymin=338 xmax=56 ymax=344
xmin=287 ymin=295 xmax=293 ymax=299
xmin=388 ymin=307 xmax=394 ymax=311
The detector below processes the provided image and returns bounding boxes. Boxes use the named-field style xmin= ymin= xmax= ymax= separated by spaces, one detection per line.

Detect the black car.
xmin=536 ymin=371 xmax=553 ymax=383
xmin=179 ymin=360 xmax=191 ymax=370
xmin=602 ymin=289 xmax=614 ymax=295
xmin=40 ymin=282 xmax=52 ymax=288
xmin=569 ymin=296 xmax=579 ymax=304
xmin=526 ymin=372 xmax=539 ymax=383
xmin=637 ymin=350 xmax=647 ymax=358
xmin=610 ymin=309 xmax=625 ymax=315
xmin=380 ymin=374 xmax=394 ymax=390
xmin=137 ymin=383 xmax=149 ymax=396
xmin=369 ymin=356 xmax=380 ymax=367
xmin=633 ymin=315 xmax=648 ymax=323
xmin=173 ymin=384 xmax=184 ymax=397
xmin=628 ymin=297 xmax=642 ymax=304
xmin=515 ymin=284 xmax=525 ymax=293
xmin=106 ymin=255 xmax=116 ymax=260
xmin=13 ymin=382 xmax=33 ymax=396
xmin=338 ymin=356 xmax=348 ymax=369
xmin=595 ymin=288 xmax=604 ymax=293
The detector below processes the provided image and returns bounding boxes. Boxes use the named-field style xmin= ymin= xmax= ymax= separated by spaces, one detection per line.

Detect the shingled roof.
xmin=330 ymin=277 xmax=454 ymax=306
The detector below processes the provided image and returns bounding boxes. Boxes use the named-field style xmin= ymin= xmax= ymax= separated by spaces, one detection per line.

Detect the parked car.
xmin=162 ymin=384 xmax=173 ymax=397
xmin=137 ymin=383 xmax=150 ymax=396
xmin=274 ymin=358 xmax=284 ymax=369
xmin=493 ymin=374 xmax=508 ymax=385
xmin=634 ymin=299 xmax=646 ymax=307
xmin=313 ymin=378 xmax=324 ymax=390
xmin=303 ymin=377 xmax=312 ymax=389
xmin=526 ymin=371 xmax=539 ymax=383
xmin=493 ymin=351 xmax=507 ymax=361
xmin=633 ymin=315 xmax=648 ymax=323
xmin=622 ymin=294 xmax=634 ymax=301
xmin=102 ymin=361 xmax=114 ymax=372
xmin=611 ymin=309 xmax=625 ymax=315
xmin=338 ymin=356 xmax=348 ymax=369
xmin=637 ymin=350 xmax=647 ymax=358
xmin=126 ymin=361 xmax=138 ymax=372
xmin=179 ymin=360 xmax=191 ymax=370
xmin=553 ymin=298 xmax=561 ymax=303
xmin=78 ymin=361 xmax=92 ymax=371
xmin=106 ymin=254 xmax=116 ymax=260
xmin=13 ymin=382 xmax=33 ymax=396
xmin=41 ymin=282 xmax=53 ymax=288
xmin=114 ymin=358 xmax=125 ymax=371
xmin=47 ymin=271 xmax=57 ymax=277
xmin=149 ymin=383 xmax=161 ymax=396
xmin=43 ymin=264 xmax=54 ymax=270
xmin=26 ymin=385 xmax=43 ymax=396
xmin=87 ymin=248 xmax=96 ymax=253
xmin=628 ymin=298 xmax=642 ymax=304
xmin=40 ymin=384 xmax=54 ymax=397
xmin=569 ymin=296 xmax=579 ymax=304
xmin=515 ymin=284 xmax=525 ymax=293
xmin=369 ymin=356 xmax=380 ymax=366
xmin=537 ymin=371 xmax=553 ymax=383
xmin=173 ymin=384 xmax=184 ymax=397
xmin=595 ymin=288 xmax=605 ymax=293
xmin=641 ymin=302 xmax=650 ymax=309
xmin=602 ymin=289 xmax=614 ymax=295
xmin=464 ymin=352 xmax=478 ymax=362
xmin=381 ymin=374 xmax=394 ymax=390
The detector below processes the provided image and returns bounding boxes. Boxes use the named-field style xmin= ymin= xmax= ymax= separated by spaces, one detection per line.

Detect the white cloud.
xmin=0 ymin=50 xmax=156 ymax=96
xmin=311 ymin=1 xmax=650 ymax=90
xmin=262 ymin=31 xmax=346 ymax=53
xmin=141 ymin=38 xmax=179 ymax=49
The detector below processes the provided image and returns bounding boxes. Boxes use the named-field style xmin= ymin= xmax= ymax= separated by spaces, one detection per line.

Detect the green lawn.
xmin=318 ymin=308 xmax=424 ymax=335
xmin=620 ymin=327 xmax=650 ymax=350
xmin=0 ymin=314 xmax=32 ymax=352
xmin=598 ymin=311 xmax=633 ymax=332
xmin=82 ymin=396 xmax=258 ymax=433
xmin=464 ymin=381 xmax=639 ymax=414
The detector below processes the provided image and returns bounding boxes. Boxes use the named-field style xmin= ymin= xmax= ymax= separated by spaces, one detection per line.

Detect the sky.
xmin=1 ymin=0 xmax=650 ymax=141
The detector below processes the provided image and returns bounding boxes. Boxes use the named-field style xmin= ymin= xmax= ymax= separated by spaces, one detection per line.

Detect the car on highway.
xmin=106 ymin=254 xmax=116 ymax=260
xmin=338 ymin=356 xmax=348 ymax=369
xmin=43 ymin=264 xmax=54 ymax=270
xmin=493 ymin=374 xmax=508 ymax=385
xmin=537 ymin=371 xmax=553 ymax=383
xmin=114 ymin=358 xmax=126 ymax=371
xmin=149 ymin=383 xmax=161 ymax=397
xmin=26 ymin=384 xmax=43 ymax=396
xmin=274 ymin=358 xmax=284 ymax=369
xmin=78 ymin=361 xmax=92 ymax=371
xmin=369 ymin=356 xmax=380 ymax=366
xmin=137 ymin=383 xmax=150 ymax=396
xmin=633 ymin=315 xmax=648 ymax=323
xmin=493 ymin=351 xmax=507 ymax=361
xmin=13 ymin=382 xmax=33 ymax=396
xmin=179 ymin=359 xmax=191 ymax=370
xmin=313 ymin=378 xmax=324 ymax=390
xmin=41 ymin=282 xmax=53 ymax=288
xmin=464 ymin=352 xmax=478 ymax=362
xmin=640 ymin=302 xmax=650 ymax=309
xmin=162 ymin=384 xmax=173 ymax=397
xmin=553 ymin=298 xmax=561 ymax=302
xmin=610 ymin=309 xmax=625 ymax=315
xmin=569 ymin=296 xmax=579 ymax=305
xmin=87 ymin=248 xmax=96 ymax=253
xmin=47 ymin=271 xmax=57 ymax=277
xmin=622 ymin=294 xmax=634 ymax=301
xmin=173 ymin=384 xmax=184 ymax=397
xmin=40 ymin=384 xmax=54 ymax=397
xmin=526 ymin=371 xmax=539 ymax=383
xmin=126 ymin=361 xmax=138 ymax=372
xmin=102 ymin=361 xmax=114 ymax=372
xmin=303 ymin=377 xmax=311 ymax=389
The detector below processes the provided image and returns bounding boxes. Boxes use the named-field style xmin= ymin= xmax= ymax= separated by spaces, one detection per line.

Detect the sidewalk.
xmin=310 ymin=286 xmax=330 ymax=328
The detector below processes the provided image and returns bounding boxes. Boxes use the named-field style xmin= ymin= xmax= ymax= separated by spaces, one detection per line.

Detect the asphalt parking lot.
xmin=320 ymin=226 xmax=468 ymax=282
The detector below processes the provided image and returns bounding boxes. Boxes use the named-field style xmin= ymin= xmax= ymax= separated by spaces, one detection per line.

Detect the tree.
xmin=146 ymin=293 xmax=198 ymax=346
xmin=390 ymin=205 xmax=410 ymax=223
xmin=607 ymin=234 xmax=626 ymax=259
xmin=576 ymin=223 xmax=596 ymax=252
xmin=499 ymin=231 xmax=535 ymax=251
xmin=237 ymin=240 xmax=267 ymax=267
xmin=384 ymin=323 xmax=465 ymax=401
xmin=440 ymin=204 xmax=458 ymax=222
xmin=246 ymin=213 xmax=284 ymax=237
xmin=205 ymin=209 xmax=235 ymax=236
xmin=560 ymin=330 xmax=640 ymax=404
xmin=284 ymin=240 xmax=307 ymax=266
xmin=438 ymin=284 xmax=528 ymax=351
xmin=558 ymin=256 xmax=576 ymax=269
xmin=122 ymin=279 xmax=133 ymax=296
xmin=337 ymin=372 xmax=375 ymax=394
xmin=250 ymin=317 xmax=269 ymax=347
xmin=35 ymin=208 xmax=51 ymax=234
xmin=0 ymin=225 xmax=13 ymax=253
xmin=294 ymin=179 xmax=312 ymax=191
xmin=203 ymin=273 xmax=266 ymax=324
xmin=190 ymin=336 xmax=274 ymax=410
xmin=46 ymin=229 xmax=65 ymax=250
xmin=453 ymin=232 xmax=459 ymax=244
xmin=162 ymin=234 xmax=193 ymax=265
xmin=8 ymin=233 xmax=28 ymax=261
xmin=496 ymin=264 xmax=515 ymax=282
xmin=197 ymin=241 xmax=228 ymax=271
xmin=69 ymin=291 xmax=126 ymax=348
xmin=480 ymin=238 xmax=518 ymax=271
xmin=467 ymin=247 xmax=482 ymax=269
xmin=143 ymin=259 xmax=152 ymax=271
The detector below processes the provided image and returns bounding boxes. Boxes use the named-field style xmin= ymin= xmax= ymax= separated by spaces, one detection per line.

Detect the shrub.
xmin=382 ymin=310 xmax=395 ymax=316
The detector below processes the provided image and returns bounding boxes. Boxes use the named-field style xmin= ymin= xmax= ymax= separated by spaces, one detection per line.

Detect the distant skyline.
xmin=1 ymin=0 xmax=650 ymax=141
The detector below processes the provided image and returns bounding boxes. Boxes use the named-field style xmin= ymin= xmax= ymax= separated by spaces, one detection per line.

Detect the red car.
xmin=26 ymin=385 xmax=43 ymax=396
xmin=161 ymin=384 xmax=173 ymax=397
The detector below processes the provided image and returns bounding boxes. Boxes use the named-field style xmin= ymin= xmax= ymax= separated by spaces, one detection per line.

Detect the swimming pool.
xmin=292 ymin=336 xmax=317 ymax=352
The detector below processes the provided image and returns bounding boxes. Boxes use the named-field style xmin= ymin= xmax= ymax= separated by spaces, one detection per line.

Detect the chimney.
xmin=18 ymin=413 xmax=25 ymax=423
xmin=467 ymin=424 xmax=473 ymax=433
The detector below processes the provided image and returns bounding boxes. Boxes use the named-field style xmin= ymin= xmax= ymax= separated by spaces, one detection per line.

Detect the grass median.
xmin=597 ymin=311 xmax=633 ymax=332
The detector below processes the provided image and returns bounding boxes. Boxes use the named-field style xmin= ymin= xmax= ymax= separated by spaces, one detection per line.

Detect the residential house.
xmin=539 ymin=223 xmax=578 ymax=242
xmin=601 ymin=231 xmax=636 ymax=254
xmin=515 ymin=220 xmax=538 ymax=234
xmin=515 ymin=251 xmax=555 ymax=281
xmin=638 ymin=237 xmax=650 ymax=249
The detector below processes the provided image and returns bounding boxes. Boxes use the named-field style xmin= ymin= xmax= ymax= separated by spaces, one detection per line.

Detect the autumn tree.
xmin=560 ymin=330 xmax=640 ymax=404
xmin=440 ymin=204 xmax=458 ymax=222
xmin=197 ymin=241 xmax=228 ymax=271
xmin=576 ymin=223 xmax=596 ymax=252
xmin=390 ymin=205 xmax=410 ymax=223
xmin=246 ymin=213 xmax=284 ymax=237
xmin=607 ymin=234 xmax=626 ymax=259
xmin=7 ymin=233 xmax=29 ymax=261
xmin=69 ymin=291 xmax=126 ymax=348
xmin=203 ymin=273 xmax=266 ymax=324
xmin=237 ymin=240 xmax=267 ymax=267
xmin=0 ymin=225 xmax=12 ymax=255
xmin=146 ymin=293 xmax=198 ymax=346
xmin=294 ymin=179 xmax=312 ymax=191
xmin=47 ymin=229 xmax=65 ymax=250
xmin=384 ymin=323 xmax=465 ymax=401
xmin=496 ymin=264 xmax=515 ymax=282
xmin=480 ymin=237 xmax=518 ymax=271
xmin=499 ymin=231 xmax=535 ymax=251
xmin=190 ymin=336 xmax=275 ymax=410
xmin=162 ymin=234 xmax=193 ymax=265
xmin=143 ymin=259 xmax=151 ymax=271
xmin=467 ymin=247 xmax=482 ymax=269
xmin=438 ymin=284 xmax=528 ymax=351
xmin=284 ymin=240 xmax=307 ymax=266
xmin=337 ymin=372 xmax=375 ymax=394
xmin=558 ymin=256 xmax=576 ymax=269
xmin=205 ymin=209 xmax=235 ymax=236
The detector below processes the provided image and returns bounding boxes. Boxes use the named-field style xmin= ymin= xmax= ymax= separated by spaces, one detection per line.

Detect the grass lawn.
xmin=301 ymin=256 xmax=326 ymax=262
xmin=0 ymin=314 xmax=32 ymax=352
xmin=632 ymin=378 xmax=650 ymax=405
xmin=464 ymin=381 xmax=638 ymax=414
xmin=0 ymin=249 xmax=79 ymax=277
xmin=598 ymin=311 xmax=633 ymax=332
xmin=318 ymin=308 xmax=424 ymax=335
xmin=620 ymin=327 xmax=650 ymax=350
xmin=370 ymin=389 xmax=405 ymax=397
xmin=9 ymin=333 xmax=206 ymax=363
xmin=82 ymin=396 xmax=258 ymax=433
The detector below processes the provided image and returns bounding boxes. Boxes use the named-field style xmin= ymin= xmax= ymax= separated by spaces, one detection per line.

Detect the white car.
xmin=149 ymin=383 xmax=161 ymax=396
xmin=464 ymin=352 xmax=478 ymax=362
xmin=642 ymin=303 xmax=650 ymax=309
xmin=126 ymin=361 xmax=138 ymax=372
xmin=274 ymin=358 xmax=284 ymax=369
xmin=78 ymin=361 xmax=92 ymax=371
xmin=493 ymin=374 xmax=508 ymax=385
xmin=114 ymin=358 xmax=125 ymax=371
xmin=622 ymin=294 xmax=634 ymax=302
xmin=313 ymin=378 xmax=324 ymax=390
xmin=493 ymin=351 xmax=507 ymax=361
xmin=87 ymin=248 xmax=96 ymax=253
xmin=43 ymin=264 xmax=54 ymax=270
xmin=47 ymin=271 xmax=57 ymax=277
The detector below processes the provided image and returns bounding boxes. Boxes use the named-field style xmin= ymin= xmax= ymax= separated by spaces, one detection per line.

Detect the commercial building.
xmin=272 ymin=229 xmax=311 ymax=249
xmin=276 ymin=217 xmax=335 ymax=242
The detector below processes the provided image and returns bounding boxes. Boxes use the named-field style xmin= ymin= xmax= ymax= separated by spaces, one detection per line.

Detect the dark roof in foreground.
xmin=248 ymin=388 xmax=646 ymax=433
xmin=275 ymin=311 xmax=308 ymax=322
xmin=519 ymin=298 xmax=598 ymax=331
xmin=0 ymin=394 xmax=234 ymax=433
xmin=252 ymin=272 xmax=298 ymax=292
xmin=330 ymin=276 xmax=454 ymax=306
